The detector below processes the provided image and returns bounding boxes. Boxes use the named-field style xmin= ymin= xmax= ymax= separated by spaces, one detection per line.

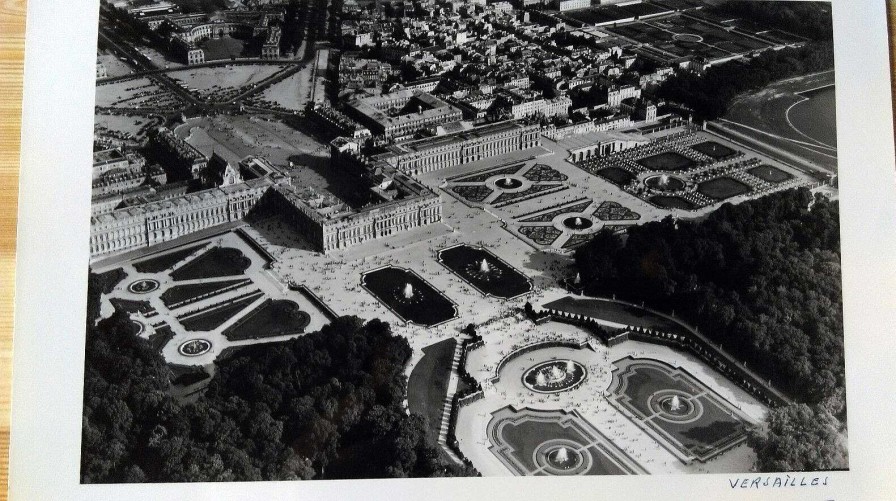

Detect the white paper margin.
xmin=9 ymin=0 xmax=896 ymax=499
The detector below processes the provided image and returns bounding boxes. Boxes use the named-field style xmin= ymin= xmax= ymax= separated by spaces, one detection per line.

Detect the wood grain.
xmin=0 ymin=0 xmax=27 ymax=498
xmin=0 ymin=2 xmax=891 ymax=500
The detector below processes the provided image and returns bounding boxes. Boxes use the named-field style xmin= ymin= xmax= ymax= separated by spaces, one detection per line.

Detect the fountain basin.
xmin=645 ymin=174 xmax=685 ymax=192
xmin=522 ymin=359 xmax=587 ymax=393
xmin=361 ymin=266 xmax=458 ymax=326
xmin=562 ymin=216 xmax=594 ymax=230
xmin=128 ymin=279 xmax=160 ymax=294
xmin=179 ymin=339 xmax=212 ymax=357
xmin=647 ymin=389 xmax=704 ymax=423
xmin=546 ymin=446 xmax=583 ymax=470
xmin=495 ymin=176 xmax=524 ymax=189
xmin=437 ymin=245 xmax=532 ymax=299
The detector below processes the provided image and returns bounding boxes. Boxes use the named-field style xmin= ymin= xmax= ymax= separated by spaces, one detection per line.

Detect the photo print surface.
xmin=83 ymin=0 xmax=846 ymax=483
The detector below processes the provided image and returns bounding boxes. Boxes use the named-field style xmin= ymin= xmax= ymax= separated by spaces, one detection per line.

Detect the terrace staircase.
xmin=436 ymin=336 xmax=467 ymax=465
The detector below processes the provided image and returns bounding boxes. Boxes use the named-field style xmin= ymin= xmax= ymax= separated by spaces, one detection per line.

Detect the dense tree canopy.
xmin=574 ymin=189 xmax=844 ymax=406
xmin=713 ymin=1 xmax=833 ymax=41
xmin=82 ymin=304 xmax=470 ymax=482
xmin=169 ymin=0 xmax=230 ymax=14
xmin=747 ymin=404 xmax=848 ymax=472
xmin=657 ymin=0 xmax=834 ymax=120
xmin=656 ymin=42 xmax=835 ymax=120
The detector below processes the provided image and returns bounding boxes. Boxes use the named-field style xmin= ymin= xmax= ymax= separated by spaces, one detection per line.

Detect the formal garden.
xmin=607 ymin=357 xmax=750 ymax=462
xmin=486 ymin=406 xmax=644 ymax=476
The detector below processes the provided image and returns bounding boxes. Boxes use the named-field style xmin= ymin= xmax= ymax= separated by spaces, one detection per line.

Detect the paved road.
xmin=97 ymin=12 xmax=317 ymax=117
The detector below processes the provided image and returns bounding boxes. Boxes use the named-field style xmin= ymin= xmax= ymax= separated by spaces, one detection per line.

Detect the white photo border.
xmin=9 ymin=0 xmax=896 ymax=499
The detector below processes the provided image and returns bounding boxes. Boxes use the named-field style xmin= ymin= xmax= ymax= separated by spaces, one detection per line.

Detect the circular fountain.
xmin=562 ymin=216 xmax=594 ymax=231
xmin=128 ymin=278 xmax=160 ymax=294
xmin=545 ymin=445 xmax=582 ymax=470
xmin=522 ymin=359 xmax=587 ymax=393
xmin=495 ymin=176 xmax=523 ymax=190
xmin=645 ymin=174 xmax=685 ymax=192
xmin=649 ymin=390 xmax=703 ymax=423
xmin=392 ymin=282 xmax=424 ymax=305
xmin=535 ymin=440 xmax=591 ymax=475
xmin=657 ymin=394 xmax=693 ymax=417
xmin=673 ymin=33 xmax=704 ymax=43
xmin=179 ymin=339 xmax=212 ymax=357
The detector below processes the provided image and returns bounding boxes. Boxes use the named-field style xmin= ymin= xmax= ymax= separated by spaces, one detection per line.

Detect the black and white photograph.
xmin=76 ymin=0 xmax=851 ymax=484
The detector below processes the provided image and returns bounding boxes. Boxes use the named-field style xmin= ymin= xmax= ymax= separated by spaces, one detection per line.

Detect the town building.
xmin=566 ymin=130 xmax=649 ymax=162
xmin=557 ymin=0 xmax=591 ymax=11
xmin=345 ymin=90 xmax=464 ymax=139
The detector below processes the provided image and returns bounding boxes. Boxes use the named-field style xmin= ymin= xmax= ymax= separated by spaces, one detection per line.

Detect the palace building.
xmin=90 ymin=176 xmax=275 ymax=257
xmin=90 ymin=162 xmax=443 ymax=258
xmin=381 ymin=120 xmax=541 ymax=174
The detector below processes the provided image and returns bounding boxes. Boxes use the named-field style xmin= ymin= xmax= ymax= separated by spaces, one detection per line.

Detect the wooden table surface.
xmin=0 ymin=2 xmax=893 ymax=500
xmin=1 ymin=0 xmax=27 ymax=498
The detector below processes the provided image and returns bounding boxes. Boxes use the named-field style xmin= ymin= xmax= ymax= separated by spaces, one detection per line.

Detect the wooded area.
xmin=573 ymin=189 xmax=847 ymax=470
xmin=656 ymin=42 xmax=835 ymax=120
xmin=81 ymin=305 xmax=471 ymax=482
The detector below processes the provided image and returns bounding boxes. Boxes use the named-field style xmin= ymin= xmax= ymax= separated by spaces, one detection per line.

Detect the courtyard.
xmin=168 ymin=64 xmax=289 ymax=102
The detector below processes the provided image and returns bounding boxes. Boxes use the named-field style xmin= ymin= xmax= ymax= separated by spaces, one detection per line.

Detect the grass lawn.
xmin=697 ymin=177 xmax=751 ymax=200
xmin=636 ymin=151 xmax=695 ymax=172
xmin=222 ymin=299 xmax=310 ymax=341
xmin=170 ymin=247 xmax=251 ymax=281
xmin=543 ymin=296 xmax=688 ymax=335
xmin=748 ymin=165 xmax=794 ymax=183
xmin=595 ymin=167 xmax=635 ymax=185
xmin=649 ymin=195 xmax=696 ymax=210
xmin=95 ymin=268 xmax=127 ymax=293
xmin=133 ymin=244 xmax=205 ymax=273
xmin=690 ymin=140 xmax=737 ymax=159
xmin=179 ymin=293 xmax=262 ymax=332
xmin=407 ymin=338 xmax=457 ymax=444
xmin=147 ymin=324 xmax=175 ymax=353
xmin=110 ymin=298 xmax=153 ymax=315
xmin=160 ymin=279 xmax=249 ymax=307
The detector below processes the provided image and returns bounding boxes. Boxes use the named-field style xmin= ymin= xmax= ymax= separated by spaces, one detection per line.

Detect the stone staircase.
xmin=436 ymin=337 xmax=467 ymax=464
